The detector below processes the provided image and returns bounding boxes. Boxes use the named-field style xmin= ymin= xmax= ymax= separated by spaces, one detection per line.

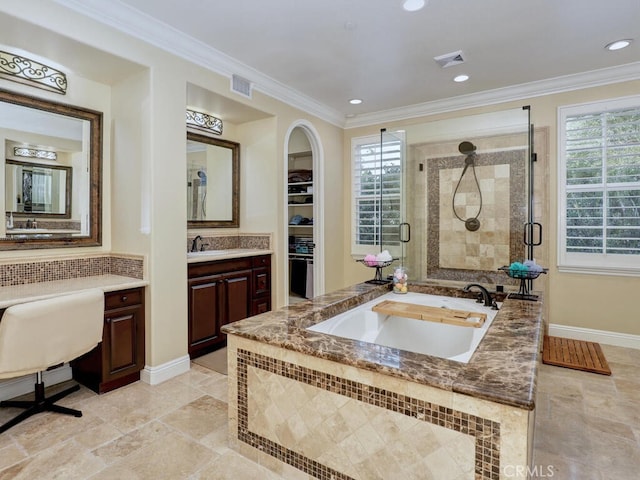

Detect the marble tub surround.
xmin=0 ymin=254 xmax=144 ymax=287
xmin=225 ymin=283 xmax=543 ymax=479
xmin=223 ymin=282 xmax=543 ymax=409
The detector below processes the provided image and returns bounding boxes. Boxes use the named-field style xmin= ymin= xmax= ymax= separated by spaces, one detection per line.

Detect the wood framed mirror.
xmin=0 ymin=89 xmax=102 ymax=249
xmin=187 ymin=131 xmax=239 ymax=229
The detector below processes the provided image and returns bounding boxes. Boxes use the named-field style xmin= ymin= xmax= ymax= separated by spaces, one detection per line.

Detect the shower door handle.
xmin=399 ymin=222 xmax=411 ymax=243
xmin=523 ymin=222 xmax=542 ymax=246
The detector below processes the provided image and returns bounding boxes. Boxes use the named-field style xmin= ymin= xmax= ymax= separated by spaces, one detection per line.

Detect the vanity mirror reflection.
xmin=187 ymin=131 xmax=239 ymax=228
xmin=0 ymin=89 xmax=102 ymax=249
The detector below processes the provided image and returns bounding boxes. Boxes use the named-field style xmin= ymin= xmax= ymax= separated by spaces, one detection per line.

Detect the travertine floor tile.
xmin=0 ymin=347 xmax=638 ymax=479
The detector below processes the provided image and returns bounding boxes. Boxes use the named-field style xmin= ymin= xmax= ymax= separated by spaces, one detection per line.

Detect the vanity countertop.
xmin=0 ymin=275 xmax=148 ymax=309
xmin=187 ymin=248 xmax=273 ymax=263
xmin=222 ymin=282 xmax=544 ymax=410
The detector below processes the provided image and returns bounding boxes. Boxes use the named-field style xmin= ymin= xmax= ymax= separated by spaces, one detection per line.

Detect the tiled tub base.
xmin=228 ymin=337 xmax=533 ymax=480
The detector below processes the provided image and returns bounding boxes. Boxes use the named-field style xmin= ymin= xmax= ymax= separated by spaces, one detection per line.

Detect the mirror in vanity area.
xmin=0 ymin=89 xmax=102 ymax=249
xmin=187 ymin=131 xmax=239 ymax=228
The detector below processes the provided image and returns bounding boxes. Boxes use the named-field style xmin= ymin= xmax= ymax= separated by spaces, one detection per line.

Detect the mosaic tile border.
xmin=0 ymin=255 xmax=144 ymax=286
xmin=427 ymin=149 xmax=526 ymax=285
xmin=236 ymin=349 xmax=501 ymax=480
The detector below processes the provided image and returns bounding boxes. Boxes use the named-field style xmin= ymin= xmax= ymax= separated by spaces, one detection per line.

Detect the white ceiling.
xmin=48 ymin=0 xmax=640 ymax=125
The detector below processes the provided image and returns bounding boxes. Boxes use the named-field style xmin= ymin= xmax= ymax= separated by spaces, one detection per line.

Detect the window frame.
xmin=557 ymin=94 xmax=640 ymax=276
xmin=350 ymin=132 xmax=404 ymax=258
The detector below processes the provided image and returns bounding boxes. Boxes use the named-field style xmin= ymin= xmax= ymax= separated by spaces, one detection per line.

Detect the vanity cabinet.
xmin=72 ymin=287 xmax=145 ymax=394
xmin=188 ymin=255 xmax=271 ymax=358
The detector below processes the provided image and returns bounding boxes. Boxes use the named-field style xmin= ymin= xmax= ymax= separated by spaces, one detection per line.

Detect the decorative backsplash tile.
xmin=186 ymin=233 xmax=271 ymax=252
xmin=0 ymin=255 xmax=144 ymax=286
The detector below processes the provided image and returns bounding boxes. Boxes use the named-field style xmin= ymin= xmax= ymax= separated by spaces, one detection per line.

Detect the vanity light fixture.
xmin=0 ymin=50 xmax=67 ymax=95
xmin=605 ymin=39 xmax=632 ymax=51
xmin=454 ymin=74 xmax=470 ymax=83
xmin=349 ymin=98 xmax=363 ymax=105
xmin=186 ymin=109 xmax=223 ymax=135
xmin=14 ymin=147 xmax=57 ymax=161
xmin=402 ymin=0 xmax=427 ymax=12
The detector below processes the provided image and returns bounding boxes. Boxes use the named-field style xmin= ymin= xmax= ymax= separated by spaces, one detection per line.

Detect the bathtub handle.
xmin=399 ymin=222 xmax=411 ymax=243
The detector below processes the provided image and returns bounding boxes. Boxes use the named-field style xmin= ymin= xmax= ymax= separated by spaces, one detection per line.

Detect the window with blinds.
xmin=351 ymin=133 xmax=403 ymax=255
xmin=558 ymin=96 xmax=640 ymax=274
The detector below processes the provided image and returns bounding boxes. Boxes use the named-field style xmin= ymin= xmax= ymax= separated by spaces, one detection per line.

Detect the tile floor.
xmin=0 ymin=344 xmax=637 ymax=479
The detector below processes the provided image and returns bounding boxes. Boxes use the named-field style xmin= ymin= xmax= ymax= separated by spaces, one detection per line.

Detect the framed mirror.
xmin=0 ymin=89 xmax=102 ymax=249
xmin=5 ymin=159 xmax=72 ymax=216
xmin=187 ymin=131 xmax=239 ymax=228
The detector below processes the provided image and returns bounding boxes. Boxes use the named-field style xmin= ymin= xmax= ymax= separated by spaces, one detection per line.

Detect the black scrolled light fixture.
xmin=0 ymin=50 xmax=67 ymax=95
xmin=186 ymin=109 xmax=223 ymax=136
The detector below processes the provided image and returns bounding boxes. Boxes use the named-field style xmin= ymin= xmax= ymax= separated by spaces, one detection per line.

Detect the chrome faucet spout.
xmin=462 ymin=283 xmax=497 ymax=309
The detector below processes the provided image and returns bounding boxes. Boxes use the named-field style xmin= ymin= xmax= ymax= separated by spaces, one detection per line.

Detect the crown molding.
xmin=345 ymin=61 xmax=640 ymax=128
xmin=52 ymin=0 xmax=346 ymax=127
xmin=52 ymin=0 xmax=640 ymax=130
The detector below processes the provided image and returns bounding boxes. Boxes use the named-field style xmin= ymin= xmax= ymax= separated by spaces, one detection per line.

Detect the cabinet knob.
xmin=121 ymin=296 xmax=128 ymax=302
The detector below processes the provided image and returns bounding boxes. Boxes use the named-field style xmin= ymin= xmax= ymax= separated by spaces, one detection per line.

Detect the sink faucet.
xmin=463 ymin=283 xmax=499 ymax=310
xmin=190 ymin=235 xmax=203 ymax=252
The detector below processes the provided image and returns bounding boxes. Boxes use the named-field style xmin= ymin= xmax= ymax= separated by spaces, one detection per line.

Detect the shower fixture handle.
xmin=523 ymin=222 xmax=542 ymax=247
xmin=399 ymin=223 xmax=411 ymax=243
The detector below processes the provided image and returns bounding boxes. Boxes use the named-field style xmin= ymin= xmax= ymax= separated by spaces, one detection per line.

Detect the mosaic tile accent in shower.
xmin=236 ymin=349 xmax=501 ymax=480
xmin=426 ymin=149 xmax=526 ymax=285
xmin=0 ymin=255 xmax=144 ymax=286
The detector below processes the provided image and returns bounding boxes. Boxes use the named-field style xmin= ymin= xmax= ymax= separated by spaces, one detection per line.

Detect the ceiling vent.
xmin=433 ymin=50 xmax=465 ymax=68
xmin=231 ymin=74 xmax=252 ymax=99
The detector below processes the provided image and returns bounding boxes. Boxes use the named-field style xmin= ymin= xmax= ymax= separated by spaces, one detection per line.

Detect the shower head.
xmin=458 ymin=141 xmax=476 ymax=155
xmin=197 ymin=170 xmax=207 ymax=186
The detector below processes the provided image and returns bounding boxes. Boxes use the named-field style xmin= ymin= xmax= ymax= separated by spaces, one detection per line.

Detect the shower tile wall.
xmin=439 ymin=164 xmax=512 ymax=271
xmin=406 ymin=132 xmax=539 ymax=285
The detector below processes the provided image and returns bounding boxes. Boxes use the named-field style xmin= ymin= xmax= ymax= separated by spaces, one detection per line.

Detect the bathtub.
xmin=307 ymin=291 xmax=499 ymax=363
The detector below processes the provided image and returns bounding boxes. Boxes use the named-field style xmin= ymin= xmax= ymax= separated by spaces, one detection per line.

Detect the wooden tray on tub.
xmin=371 ymin=300 xmax=486 ymax=328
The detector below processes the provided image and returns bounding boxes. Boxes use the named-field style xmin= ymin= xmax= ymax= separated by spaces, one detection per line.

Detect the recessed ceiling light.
xmin=349 ymin=98 xmax=362 ymax=105
xmin=403 ymin=0 xmax=427 ymax=12
xmin=453 ymin=74 xmax=469 ymax=83
xmin=605 ymin=39 xmax=632 ymax=51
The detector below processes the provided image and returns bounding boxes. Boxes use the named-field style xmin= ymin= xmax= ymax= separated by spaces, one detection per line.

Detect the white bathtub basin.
xmin=307 ymin=291 xmax=499 ymax=363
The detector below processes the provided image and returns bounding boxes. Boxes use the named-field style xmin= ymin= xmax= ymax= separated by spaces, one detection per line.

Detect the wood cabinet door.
xmin=223 ymin=270 xmax=252 ymax=325
xmin=103 ymin=304 xmax=144 ymax=380
xmin=188 ymin=275 xmax=223 ymax=353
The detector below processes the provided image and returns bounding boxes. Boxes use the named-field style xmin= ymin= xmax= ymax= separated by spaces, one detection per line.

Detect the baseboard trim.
xmin=0 ymin=365 xmax=72 ymax=402
xmin=549 ymin=324 xmax=640 ymax=350
xmin=140 ymin=355 xmax=191 ymax=385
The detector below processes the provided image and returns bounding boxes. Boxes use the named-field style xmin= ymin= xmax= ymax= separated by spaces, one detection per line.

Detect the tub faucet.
xmin=463 ymin=283 xmax=499 ymax=310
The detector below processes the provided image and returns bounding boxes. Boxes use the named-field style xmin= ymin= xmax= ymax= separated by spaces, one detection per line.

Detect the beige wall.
xmin=0 ymin=1 xmax=345 ymax=368
xmin=1 ymin=0 xmax=637 ymax=377
xmin=343 ymin=80 xmax=640 ymax=337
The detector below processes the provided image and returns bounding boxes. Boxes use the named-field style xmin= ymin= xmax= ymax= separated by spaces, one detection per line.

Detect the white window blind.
xmin=351 ymin=133 xmax=403 ymax=256
xmin=558 ymin=96 xmax=640 ymax=275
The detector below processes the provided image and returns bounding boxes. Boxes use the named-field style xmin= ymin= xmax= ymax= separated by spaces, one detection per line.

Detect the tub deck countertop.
xmin=222 ymin=282 xmax=544 ymax=410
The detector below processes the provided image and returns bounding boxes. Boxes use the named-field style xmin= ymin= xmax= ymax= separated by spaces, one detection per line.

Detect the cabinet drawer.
xmin=251 ymin=255 xmax=271 ymax=268
xmin=105 ymin=288 xmax=143 ymax=310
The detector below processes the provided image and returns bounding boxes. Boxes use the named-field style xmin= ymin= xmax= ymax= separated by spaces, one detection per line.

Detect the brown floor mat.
xmin=542 ymin=335 xmax=611 ymax=375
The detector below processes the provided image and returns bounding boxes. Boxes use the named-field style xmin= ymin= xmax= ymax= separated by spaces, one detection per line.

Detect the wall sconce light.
xmin=14 ymin=147 xmax=58 ymax=161
xmin=0 ymin=50 xmax=67 ymax=95
xmin=186 ymin=109 xmax=223 ymax=135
